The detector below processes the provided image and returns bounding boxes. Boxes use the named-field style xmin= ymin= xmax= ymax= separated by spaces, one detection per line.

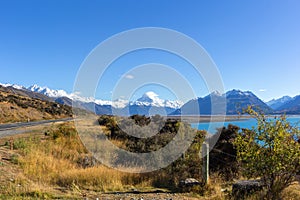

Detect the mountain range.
xmin=266 ymin=96 xmax=293 ymax=110
xmin=171 ymin=89 xmax=272 ymax=115
xmin=1 ymin=83 xmax=300 ymax=115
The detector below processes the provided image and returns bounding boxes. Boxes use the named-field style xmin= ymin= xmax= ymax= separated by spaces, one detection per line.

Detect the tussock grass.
xmin=58 ymin=166 xmax=136 ymax=192
xmin=14 ymin=122 xmax=150 ymax=193
xmin=281 ymin=183 xmax=300 ymax=200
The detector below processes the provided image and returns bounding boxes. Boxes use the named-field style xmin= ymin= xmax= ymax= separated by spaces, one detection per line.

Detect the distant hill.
xmin=55 ymin=96 xmax=73 ymax=106
xmin=267 ymin=96 xmax=292 ymax=110
xmin=172 ymin=91 xmax=226 ymax=115
xmin=0 ymin=85 xmax=72 ymax=123
xmin=171 ymin=90 xmax=273 ymax=115
xmin=225 ymin=90 xmax=272 ymax=114
xmin=275 ymin=95 xmax=300 ymax=114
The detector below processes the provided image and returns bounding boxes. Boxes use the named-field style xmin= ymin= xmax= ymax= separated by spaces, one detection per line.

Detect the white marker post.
xmin=202 ymin=142 xmax=210 ymax=184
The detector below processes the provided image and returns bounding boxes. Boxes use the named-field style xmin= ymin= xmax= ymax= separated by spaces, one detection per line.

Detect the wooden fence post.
xmin=9 ymin=137 xmax=14 ymax=150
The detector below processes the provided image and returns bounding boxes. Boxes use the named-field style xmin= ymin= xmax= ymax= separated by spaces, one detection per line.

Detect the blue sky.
xmin=0 ymin=0 xmax=300 ymax=102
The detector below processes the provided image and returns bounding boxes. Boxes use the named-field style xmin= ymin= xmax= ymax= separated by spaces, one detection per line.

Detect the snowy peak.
xmin=267 ymin=96 xmax=292 ymax=110
xmin=210 ymin=90 xmax=223 ymax=96
xmin=134 ymin=91 xmax=163 ymax=106
xmin=94 ymin=99 xmax=129 ymax=109
xmin=28 ymin=84 xmax=68 ymax=98
xmin=137 ymin=91 xmax=160 ymax=103
xmin=225 ymin=89 xmax=254 ymax=98
xmin=111 ymin=99 xmax=129 ymax=109
xmin=0 ymin=83 xmax=26 ymax=90
xmin=131 ymin=91 xmax=183 ymax=109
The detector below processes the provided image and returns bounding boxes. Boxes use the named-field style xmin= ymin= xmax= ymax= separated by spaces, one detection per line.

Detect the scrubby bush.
xmin=209 ymin=124 xmax=240 ymax=181
xmin=98 ymin=114 xmax=207 ymax=190
xmin=234 ymin=107 xmax=300 ymax=199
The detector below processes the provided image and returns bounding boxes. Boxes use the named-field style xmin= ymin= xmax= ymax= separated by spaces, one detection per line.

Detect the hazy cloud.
xmin=124 ymin=74 xmax=134 ymax=79
xmin=259 ymin=89 xmax=267 ymax=92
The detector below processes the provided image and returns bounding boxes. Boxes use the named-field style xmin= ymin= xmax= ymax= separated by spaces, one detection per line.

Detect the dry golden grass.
xmin=11 ymin=122 xmax=151 ymax=193
xmin=0 ymin=102 xmax=53 ymax=123
xmin=281 ymin=183 xmax=300 ymax=200
xmin=58 ymin=166 xmax=138 ymax=192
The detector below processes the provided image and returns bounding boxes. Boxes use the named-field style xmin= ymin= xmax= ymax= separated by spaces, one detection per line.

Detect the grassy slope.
xmin=0 ymin=90 xmax=72 ymax=124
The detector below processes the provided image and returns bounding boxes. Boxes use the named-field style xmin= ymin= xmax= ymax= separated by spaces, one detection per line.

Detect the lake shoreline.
xmin=167 ymin=115 xmax=251 ymax=123
xmin=167 ymin=115 xmax=300 ymax=123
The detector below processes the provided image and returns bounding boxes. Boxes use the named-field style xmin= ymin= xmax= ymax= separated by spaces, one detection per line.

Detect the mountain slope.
xmin=0 ymin=84 xmax=53 ymax=102
xmin=0 ymin=85 xmax=72 ymax=123
xmin=276 ymin=95 xmax=300 ymax=114
xmin=267 ymin=96 xmax=292 ymax=110
xmin=173 ymin=92 xmax=226 ymax=115
xmin=225 ymin=90 xmax=272 ymax=114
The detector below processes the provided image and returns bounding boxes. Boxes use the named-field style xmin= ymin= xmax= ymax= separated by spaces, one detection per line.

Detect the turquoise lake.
xmin=190 ymin=116 xmax=300 ymax=133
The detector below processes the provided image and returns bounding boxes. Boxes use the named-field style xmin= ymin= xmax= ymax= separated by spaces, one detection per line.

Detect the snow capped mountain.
xmin=0 ymin=83 xmax=26 ymax=90
xmin=28 ymin=84 xmax=69 ymax=98
xmin=275 ymin=95 xmax=300 ymax=113
xmin=93 ymin=99 xmax=129 ymax=108
xmin=111 ymin=99 xmax=129 ymax=109
xmin=210 ymin=90 xmax=223 ymax=96
xmin=225 ymin=89 xmax=253 ymax=97
xmin=130 ymin=91 xmax=183 ymax=109
xmin=172 ymin=89 xmax=272 ymax=115
xmin=267 ymin=96 xmax=292 ymax=110
xmin=26 ymin=85 xmax=102 ymax=103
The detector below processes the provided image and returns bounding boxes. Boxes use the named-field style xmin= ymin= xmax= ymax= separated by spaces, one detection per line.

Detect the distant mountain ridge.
xmin=275 ymin=95 xmax=300 ymax=114
xmin=1 ymin=82 xmax=300 ymax=115
xmin=225 ymin=89 xmax=272 ymax=114
xmin=267 ymin=96 xmax=292 ymax=110
xmin=171 ymin=89 xmax=272 ymax=115
xmin=24 ymin=84 xmax=183 ymax=109
xmin=0 ymin=83 xmax=183 ymax=116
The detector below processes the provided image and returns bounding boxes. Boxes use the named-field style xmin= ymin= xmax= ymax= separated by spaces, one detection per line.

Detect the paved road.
xmin=0 ymin=118 xmax=73 ymax=137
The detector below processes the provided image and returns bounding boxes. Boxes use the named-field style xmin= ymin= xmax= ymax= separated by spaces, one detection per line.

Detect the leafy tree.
xmin=234 ymin=107 xmax=300 ymax=199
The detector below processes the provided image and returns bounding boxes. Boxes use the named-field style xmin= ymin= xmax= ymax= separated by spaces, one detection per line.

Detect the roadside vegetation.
xmin=0 ymin=109 xmax=299 ymax=199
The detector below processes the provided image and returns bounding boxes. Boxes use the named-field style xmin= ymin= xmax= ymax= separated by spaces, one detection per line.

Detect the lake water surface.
xmin=190 ymin=116 xmax=300 ymax=133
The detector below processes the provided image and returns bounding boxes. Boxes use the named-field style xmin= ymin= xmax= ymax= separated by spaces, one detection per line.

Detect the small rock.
xmin=179 ymin=178 xmax=201 ymax=187
xmin=232 ymin=179 xmax=264 ymax=199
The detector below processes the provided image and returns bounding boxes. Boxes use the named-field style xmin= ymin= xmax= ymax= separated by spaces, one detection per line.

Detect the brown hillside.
xmin=0 ymin=88 xmax=72 ymax=124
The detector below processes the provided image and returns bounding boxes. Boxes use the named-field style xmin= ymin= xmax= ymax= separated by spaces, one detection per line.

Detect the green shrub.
xmin=13 ymin=138 xmax=28 ymax=150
